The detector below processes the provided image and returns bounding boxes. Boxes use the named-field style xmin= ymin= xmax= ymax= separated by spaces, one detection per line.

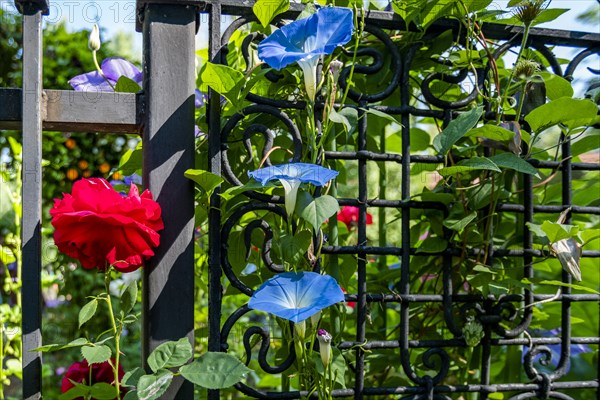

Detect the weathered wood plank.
xmin=20 ymin=2 xmax=44 ymax=398
xmin=141 ymin=4 xmax=196 ymax=398
xmin=0 ymin=89 xmax=141 ymax=133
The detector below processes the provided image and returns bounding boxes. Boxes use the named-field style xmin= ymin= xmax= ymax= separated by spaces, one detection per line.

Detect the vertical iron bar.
xmin=355 ymin=102 xmax=368 ymax=399
xmin=207 ymin=2 xmax=222 ymax=400
xmin=555 ymin=133 xmax=573 ymax=380
xmin=20 ymin=1 xmax=46 ymax=397
xmin=141 ymin=4 xmax=196 ymax=398
xmin=399 ymin=47 xmax=415 ymax=385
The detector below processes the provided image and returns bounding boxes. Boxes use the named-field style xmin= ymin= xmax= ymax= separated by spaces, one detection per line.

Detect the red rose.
xmin=61 ymin=359 xmax=125 ymax=399
xmin=337 ymin=206 xmax=373 ymax=229
xmin=50 ymin=178 xmax=163 ymax=272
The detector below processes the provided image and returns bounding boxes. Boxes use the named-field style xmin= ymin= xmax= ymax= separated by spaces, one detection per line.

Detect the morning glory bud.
xmin=329 ymin=60 xmax=343 ymax=84
xmin=89 ymin=24 xmax=101 ymax=51
xmin=317 ymin=329 xmax=332 ymax=366
xmin=294 ymin=320 xmax=306 ymax=340
xmin=310 ymin=310 xmax=321 ymax=328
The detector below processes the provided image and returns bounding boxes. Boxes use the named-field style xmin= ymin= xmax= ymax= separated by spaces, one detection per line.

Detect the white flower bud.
xmin=317 ymin=329 xmax=332 ymax=366
xmin=89 ymin=24 xmax=101 ymax=51
xmin=329 ymin=60 xmax=343 ymax=84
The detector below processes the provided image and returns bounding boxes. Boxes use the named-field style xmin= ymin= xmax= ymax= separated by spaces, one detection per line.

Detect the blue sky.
xmin=1 ymin=0 xmax=598 ymax=89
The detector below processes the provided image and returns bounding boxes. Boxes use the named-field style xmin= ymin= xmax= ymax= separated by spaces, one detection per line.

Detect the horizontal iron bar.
xmin=0 ymin=89 xmax=142 ymax=133
xmin=336 ymin=336 xmax=600 ymax=350
xmin=279 ymin=380 xmax=600 ymax=398
xmin=343 ymin=293 xmax=600 ymax=303
xmin=322 ymin=245 xmax=600 ymax=258
xmin=325 ymin=151 xmax=600 ymax=171
xmin=336 ymin=198 xmax=600 ymax=215
xmin=136 ymin=0 xmax=600 ymax=47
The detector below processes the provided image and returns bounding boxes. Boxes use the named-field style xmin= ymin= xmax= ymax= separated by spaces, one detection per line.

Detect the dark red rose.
xmin=61 ymin=359 xmax=125 ymax=399
xmin=50 ymin=178 xmax=163 ymax=272
xmin=337 ymin=206 xmax=373 ymax=229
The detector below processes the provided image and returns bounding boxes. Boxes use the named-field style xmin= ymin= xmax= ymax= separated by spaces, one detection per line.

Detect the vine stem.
xmin=497 ymin=23 xmax=532 ymax=124
xmin=104 ymin=269 xmax=121 ymax=400
xmin=93 ymin=50 xmax=116 ymax=91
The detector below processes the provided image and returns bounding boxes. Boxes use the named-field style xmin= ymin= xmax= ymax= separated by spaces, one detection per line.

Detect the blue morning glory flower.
xmin=523 ymin=329 xmax=592 ymax=372
xmin=248 ymin=271 xmax=345 ymax=323
xmin=258 ymin=7 xmax=353 ymax=100
xmin=69 ymin=57 xmax=143 ymax=92
xmin=248 ymin=163 xmax=339 ymax=216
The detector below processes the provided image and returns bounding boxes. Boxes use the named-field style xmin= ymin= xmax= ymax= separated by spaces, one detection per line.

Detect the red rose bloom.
xmin=61 ymin=359 xmax=125 ymax=399
xmin=337 ymin=206 xmax=373 ymax=229
xmin=50 ymin=178 xmax=163 ymax=272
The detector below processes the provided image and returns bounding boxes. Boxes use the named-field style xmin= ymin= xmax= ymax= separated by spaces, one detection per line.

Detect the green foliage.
xmin=253 ymin=0 xmax=290 ymax=28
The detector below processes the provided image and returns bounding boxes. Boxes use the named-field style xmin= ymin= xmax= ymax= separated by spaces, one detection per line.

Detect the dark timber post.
xmin=141 ymin=3 xmax=196 ymax=397
xmin=18 ymin=0 xmax=48 ymax=398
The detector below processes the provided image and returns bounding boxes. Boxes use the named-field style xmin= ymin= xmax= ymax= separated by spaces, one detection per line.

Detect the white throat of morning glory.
xmin=297 ymin=54 xmax=319 ymax=102
xmin=279 ymin=178 xmax=302 ymax=218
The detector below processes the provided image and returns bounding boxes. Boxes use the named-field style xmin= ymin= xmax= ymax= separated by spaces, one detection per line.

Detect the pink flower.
xmin=337 ymin=206 xmax=373 ymax=229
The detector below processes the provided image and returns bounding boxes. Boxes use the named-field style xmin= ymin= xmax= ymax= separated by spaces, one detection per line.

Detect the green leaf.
xmin=253 ymin=0 xmax=290 ymax=28
xmin=115 ymin=76 xmax=142 ymax=93
xmin=90 ymin=383 xmax=120 ymax=400
xmin=297 ymin=193 xmax=340 ymax=230
xmin=179 ymin=352 xmax=251 ymax=389
xmin=466 ymin=125 xmax=515 ymax=141
xmin=184 ymin=169 xmax=224 ymax=197
xmin=123 ymin=391 xmax=138 ymax=400
xmin=59 ymin=383 xmax=90 ymax=400
xmin=525 ymin=98 xmax=598 ymax=132
xmin=410 ymin=128 xmax=431 ymax=151
xmin=416 ymin=237 xmax=448 ymax=253
xmin=362 ymin=107 xmax=401 ymax=125
xmin=531 ymin=8 xmax=568 ymax=25
xmin=81 ymin=345 xmax=112 ymax=364
xmin=137 ymin=370 xmax=174 ymax=400
xmin=120 ymin=281 xmax=138 ymax=315
xmin=122 ymin=367 xmax=145 ymax=387
xmin=540 ymin=221 xmax=579 ymax=243
xmin=79 ymin=299 xmax=98 ymax=328
xmin=34 ymin=338 xmax=89 ymax=353
xmin=438 ymin=157 xmax=501 ymax=176
xmin=280 ymin=230 xmax=312 ymax=266
xmin=433 ymin=106 xmax=483 ymax=155
xmin=522 ymin=278 xmax=600 ymax=295
xmin=219 ymin=180 xmax=272 ymax=202
xmin=329 ymin=107 xmax=358 ymax=134
xmin=314 ymin=349 xmax=346 ymax=387
xmin=443 ymin=212 xmax=477 ymax=232
xmin=200 ymin=62 xmax=244 ymax=104
xmin=148 ymin=338 xmax=193 ymax=373
xmin=118 ymin=141 xmax=143 ymax=176
xmin=538 ymin=72 xmax=573 ymax=100
xmin=488 ymin=153 xmax=539 ymax=176
xmin=526 ymin=222 xmax=549 ymax=242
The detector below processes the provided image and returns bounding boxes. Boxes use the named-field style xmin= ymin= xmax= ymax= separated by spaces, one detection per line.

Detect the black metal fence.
xmin=0 ymin=0 xmax=598 ymax=399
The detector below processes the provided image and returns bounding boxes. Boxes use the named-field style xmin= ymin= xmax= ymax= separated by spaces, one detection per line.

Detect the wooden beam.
xmin=141 ymin=4 xmax=196 ymax=398
xmin=0 ymin=89 xmax=141 ymax=134
xmin=20 ymin=2 xmax=44 ymax=398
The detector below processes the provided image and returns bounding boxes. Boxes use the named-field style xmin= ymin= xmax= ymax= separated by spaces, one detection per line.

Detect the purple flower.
xmin=195 ymin=89 xmax=205 ymax=108
xmin=68 ymin=57 xmax=143 ymax=92
xmin=258 ymin=7 xmax=353 ymax=100
xmin=110 ymin=173 xmax=142 ymax=188
xmin=248 ymin=271 xmax=344 ymax=323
